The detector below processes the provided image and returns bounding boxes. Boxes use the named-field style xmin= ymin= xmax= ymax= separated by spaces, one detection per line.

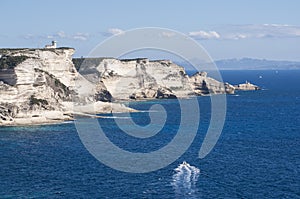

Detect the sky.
xmin=1 ymin=0 xmax=300 ymax=61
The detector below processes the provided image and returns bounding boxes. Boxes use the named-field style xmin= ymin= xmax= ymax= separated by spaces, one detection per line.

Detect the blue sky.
xmin=1 ymin=0 xmax=300 ymax=61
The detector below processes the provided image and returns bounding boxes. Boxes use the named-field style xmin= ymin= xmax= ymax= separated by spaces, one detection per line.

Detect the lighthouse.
xmin=45 ymin=41 xmax=57 ymax=49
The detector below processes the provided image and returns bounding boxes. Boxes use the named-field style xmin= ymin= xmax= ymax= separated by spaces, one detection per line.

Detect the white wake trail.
xmin=171 ymin=161 xmax=200 ymax=198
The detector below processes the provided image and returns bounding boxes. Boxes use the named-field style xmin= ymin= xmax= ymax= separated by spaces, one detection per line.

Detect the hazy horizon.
xmin=1 ymin=0 xmax=300 ymax=62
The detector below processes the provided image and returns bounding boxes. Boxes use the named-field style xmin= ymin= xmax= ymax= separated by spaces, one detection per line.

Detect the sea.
xmin=0 ymin=70 xmax=299 ymax=198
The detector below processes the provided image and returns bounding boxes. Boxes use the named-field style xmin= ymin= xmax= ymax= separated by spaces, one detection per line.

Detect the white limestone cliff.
xmin=0 ymin=47 xmax=258 ymax=126
xmin=77 ymin=58 xmax=235 ymax=100
xmin=189 ymin=71 xmax=235 ymax=95
xmin=0 ymin=48 xmax=76 ymax=125
xmin=0 ymin=48 xmax=133 ymax=126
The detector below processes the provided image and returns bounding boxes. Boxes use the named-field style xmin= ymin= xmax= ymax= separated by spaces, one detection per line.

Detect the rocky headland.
xmin=0 ymin=47 xmax=259 ymax=126
xmin=73 ymin=58 xmax=236 ymax=100
xmin=0 ymin=48 xmax=134 ymax=126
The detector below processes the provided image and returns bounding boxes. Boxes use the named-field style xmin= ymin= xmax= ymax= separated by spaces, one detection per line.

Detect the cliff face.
xmin=76 ymin=58 xmax=234 ymax=100
xmin=0 ymin=48 xmax=77 ymax=125
xmin=189 ymin=72 xmax=235 ymax=95
xmin=0 ymin=47 xmax=255 ymax=126
xmin=98 ymin=58 xmax=193 ymax=100
xmin=0 ymin=48 xmax=135 ymax=125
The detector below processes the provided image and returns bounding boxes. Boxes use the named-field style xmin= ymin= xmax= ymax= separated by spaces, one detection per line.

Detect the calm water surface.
xmin=1 ymin=70 xmax=299 ymax=198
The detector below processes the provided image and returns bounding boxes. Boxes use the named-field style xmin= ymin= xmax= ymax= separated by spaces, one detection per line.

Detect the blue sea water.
xmin=1 ymin=70 xmax=300 ymax=198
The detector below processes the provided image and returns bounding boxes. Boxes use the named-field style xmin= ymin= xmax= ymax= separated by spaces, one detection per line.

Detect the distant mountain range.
xmin=176 ymin=58 xmax=300 ymax=70
xmin=215 ymin=58 xmax=300 ymax=70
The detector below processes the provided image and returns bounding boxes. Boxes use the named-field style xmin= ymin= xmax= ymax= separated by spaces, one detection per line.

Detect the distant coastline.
xmin=176 ymin=58 xmax=300 ymax=71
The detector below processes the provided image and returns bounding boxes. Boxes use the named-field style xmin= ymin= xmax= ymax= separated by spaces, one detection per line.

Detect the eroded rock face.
xmin=0 ymin=48 xmax=136 ymax=126
xmin=0 ymin=48 xmax=242 ymax=126
xmin=0 ymin=48 xmax=78 ymax=125
xmin=0 ymin=103 xmax=18 ymax=122
xmin=189 ymin=72 xmax=235 ymax=95
xmin=76 ymin=58 xmax=234 ymax=100
xmin=94 ymin=81 xmax=113 ymax=102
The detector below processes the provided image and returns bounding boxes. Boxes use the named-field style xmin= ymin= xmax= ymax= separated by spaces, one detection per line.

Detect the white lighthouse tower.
xmin=45 ymin=41 xmax=57 ymax=49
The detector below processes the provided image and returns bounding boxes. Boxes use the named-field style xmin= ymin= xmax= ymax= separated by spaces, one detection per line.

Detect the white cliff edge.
xmin=0 ymin=48 xmax=259 ymax=126
xmin=0 ymin=48 xmax=135 ymax=126
xmin=75 ymin=58 xmax=236 ymax=101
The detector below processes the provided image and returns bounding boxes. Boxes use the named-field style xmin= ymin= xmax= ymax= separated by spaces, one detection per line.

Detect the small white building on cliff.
xmin=45 ymin=41 xmax=57 ymax=49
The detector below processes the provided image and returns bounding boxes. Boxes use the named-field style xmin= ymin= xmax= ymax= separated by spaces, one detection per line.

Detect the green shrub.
xmin=29 ymin=95 xmax=48 ymax=106
xmin=0 ymin=55 xmax=29 ymax=69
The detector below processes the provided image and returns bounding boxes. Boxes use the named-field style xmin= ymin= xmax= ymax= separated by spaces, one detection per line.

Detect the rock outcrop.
xmin=234 ymin=81 xmax=260 ymax=91
xmin=0 ymin=48 xmax=133 ymax=126
xmin=189 ymin=71 xmax=235 ymax=95
xmin=75 ymin=58 xmax=235 ymax=101
xmin=76 ymin=58 xmax=189 ymax=100
xmin=0 ymin=48 xmax=77 ymax=125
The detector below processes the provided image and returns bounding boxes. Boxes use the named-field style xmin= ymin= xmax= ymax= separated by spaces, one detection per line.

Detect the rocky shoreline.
xmin=0 ymin=47 xmax=259 ymax=126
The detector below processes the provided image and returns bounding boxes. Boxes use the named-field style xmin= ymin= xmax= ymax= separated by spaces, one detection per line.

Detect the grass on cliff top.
xmin=0 ymin=48 xmax=30 ymax=55
xmin=72 ymin=57 xmax=151 ymax=71
xmin=0 ymin=47 xmax=75 ymax=69
xmin=0 ymin=47 xmax=74 ymax=54
xmin=38 ymin=47 xmax=74 ymax=51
